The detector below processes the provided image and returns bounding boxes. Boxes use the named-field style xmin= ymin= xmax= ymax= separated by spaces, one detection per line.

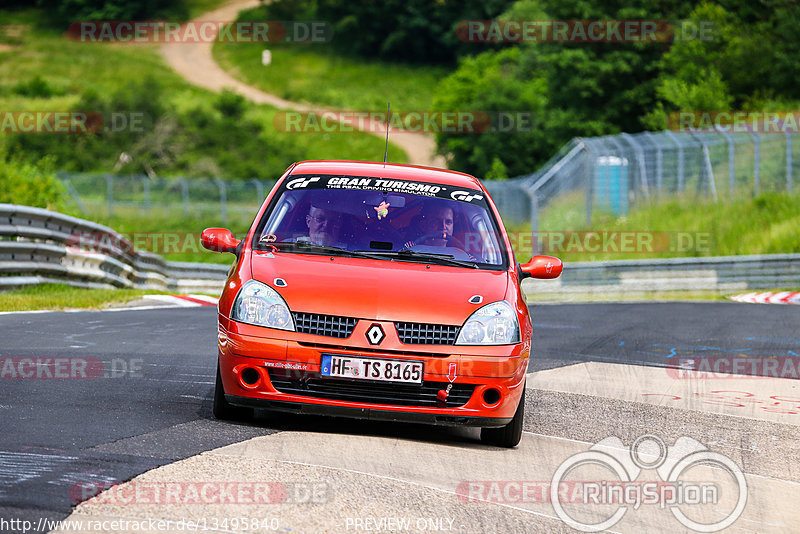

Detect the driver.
xmin=404 ymin=202 xmax=455 ymax=248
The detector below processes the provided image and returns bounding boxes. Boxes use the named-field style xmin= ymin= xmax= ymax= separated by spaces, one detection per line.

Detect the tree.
xmin=645 ymin=1 xmax=800 ymax=129
xmin=35 ymin=0 xmax=189 ymax=27
xmin=432 ymin=0 xmax=700 ymax=177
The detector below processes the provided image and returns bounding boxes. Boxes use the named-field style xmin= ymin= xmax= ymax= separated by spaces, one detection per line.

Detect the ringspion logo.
xmin=550 ymin=435 xmax=747 ymax=532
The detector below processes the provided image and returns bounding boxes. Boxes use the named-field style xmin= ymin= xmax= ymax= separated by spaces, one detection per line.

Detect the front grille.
xmin=267 ymin=368 xmax=475 ymax=408
xmin=395 ymin=322 xmax=461 ymax=345
xmin=293 ymin=312 xmax=358 ymax=338
xmin=298 ymin=341 xmax=450 ymax=358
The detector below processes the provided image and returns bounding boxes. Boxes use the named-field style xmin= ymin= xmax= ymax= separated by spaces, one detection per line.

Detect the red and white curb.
xmin=141 ymin=294 xmax=219 ymax=307
xmin=729 ymin=291 xmax=800 ymax=305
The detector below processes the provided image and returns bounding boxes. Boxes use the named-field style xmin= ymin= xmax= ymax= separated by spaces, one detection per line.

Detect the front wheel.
xmin=480 ymin=387 xmax=525 ymax=448
xmin=213 ymin=362 xmax=254 ymax=421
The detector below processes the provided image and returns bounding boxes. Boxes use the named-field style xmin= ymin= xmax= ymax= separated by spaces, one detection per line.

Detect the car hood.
xmin=249 ymin=252 xmax=509 ymax=324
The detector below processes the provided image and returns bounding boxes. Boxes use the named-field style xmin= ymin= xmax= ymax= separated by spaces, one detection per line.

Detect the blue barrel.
xmin=594 ymin=156 xmax=629 ymax=215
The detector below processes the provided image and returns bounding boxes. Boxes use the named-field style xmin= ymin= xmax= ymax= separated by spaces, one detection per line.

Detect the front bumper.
xmin=217 ymin=320 xmax=529 ymax=427
xmin=225 ymin=396 xmax=513 ymax=427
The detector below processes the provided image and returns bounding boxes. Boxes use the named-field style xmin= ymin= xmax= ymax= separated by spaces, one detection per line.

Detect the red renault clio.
xmin=202 ymin=160 xmax=561 ymax=447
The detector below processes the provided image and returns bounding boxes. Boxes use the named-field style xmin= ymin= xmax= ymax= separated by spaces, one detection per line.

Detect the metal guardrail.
xmin=2 ymin=204 xmax=796 ymax=299
xmin=0 ymin=204 xmax=230 ymax=294
xmin=523 ymin=253 xmax=800 ymax=297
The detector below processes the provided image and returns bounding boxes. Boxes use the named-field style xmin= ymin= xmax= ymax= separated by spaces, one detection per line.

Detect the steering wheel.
xmin=402 ymin=233 xmax=474 ymax=258
xmin=403 ymin=232 xmax=479 ymax=261
xmin=403 ymin=233 xmax=448 ymax=248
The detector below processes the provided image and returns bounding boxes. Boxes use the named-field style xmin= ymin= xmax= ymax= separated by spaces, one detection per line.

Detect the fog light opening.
xmin=240 ymin=367 xmax=260 ymax=386
xmin=482 ymin=387 xmax=501 ymax=406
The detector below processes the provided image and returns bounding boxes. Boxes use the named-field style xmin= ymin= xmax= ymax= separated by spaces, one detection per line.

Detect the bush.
xmin=6 ymin=78 xmax=303 ymax=179
xmin=35 ymin=0 xmax=189 ymax=27
xmin=249 ymin=0 xmax=513 ymax=64
xmin=433 ymin=47 xmax=558 ymax=178
xmin=0 ymin=149 xmax=65 ymax=209
xmin=7 ymin=77 xmax=162 ymax=173
xmin=12 ymin=75 xmax=64 ymax=98
xmin=432 ymin=0 xmax=700 ymax=177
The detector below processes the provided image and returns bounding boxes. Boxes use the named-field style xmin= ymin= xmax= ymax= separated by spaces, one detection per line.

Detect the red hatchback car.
xmin=202 ymin=161 xmax=562 ymax=447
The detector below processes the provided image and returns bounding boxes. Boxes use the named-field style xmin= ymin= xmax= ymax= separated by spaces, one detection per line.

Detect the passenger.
xmin=304 ymin=203 xmax=344 ymax=247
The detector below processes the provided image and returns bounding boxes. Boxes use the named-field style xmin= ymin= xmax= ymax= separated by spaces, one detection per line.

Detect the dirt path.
xmin=160 ymin=0 xmax=445 ymax=167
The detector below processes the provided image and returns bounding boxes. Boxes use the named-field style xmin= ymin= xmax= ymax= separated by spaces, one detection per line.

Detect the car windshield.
xmin=253 ymin=174 xmax=507 ymax=269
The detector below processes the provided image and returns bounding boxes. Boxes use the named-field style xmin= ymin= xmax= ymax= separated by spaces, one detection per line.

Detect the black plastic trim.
xmin=225 ymin=395 xmax=511 ymax=427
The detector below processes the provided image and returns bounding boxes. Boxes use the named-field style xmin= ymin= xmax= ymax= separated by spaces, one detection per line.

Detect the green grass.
xmin=212 ymin=8 xmax=449 ymax=111
xmin=0 ymin=7 xmax=407 ymax=169
xmin=0 ymin=11 xmax=191 ymax=106
xmin=509 ymin=190 xmax=800 ymax=263
xmin=0 ymin=283 xmax=172 ymax=311
xmin=186 ymin=0 xmax=229 ymax=19
xmin=1 ymin=5 xmax=407 ymax=265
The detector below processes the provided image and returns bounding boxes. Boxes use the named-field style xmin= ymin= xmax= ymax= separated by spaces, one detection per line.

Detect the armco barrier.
xmin=2 ymin=204 xmax=797 ymax=299
xmin=523 ymin=254 xmax=800 ymax=298
xmin=0 ymin=204 xmax=229 ymax=294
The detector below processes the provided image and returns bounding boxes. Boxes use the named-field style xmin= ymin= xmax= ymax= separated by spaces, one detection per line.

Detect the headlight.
xmin=231 ymin=280 xmax=295 ymax=331
xmin=455 ymin=301 xmax=520 ymax=345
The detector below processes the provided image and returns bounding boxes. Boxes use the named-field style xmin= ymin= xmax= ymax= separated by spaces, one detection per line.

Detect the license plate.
xmin=320 ymin=354 xmax=423 ymax=384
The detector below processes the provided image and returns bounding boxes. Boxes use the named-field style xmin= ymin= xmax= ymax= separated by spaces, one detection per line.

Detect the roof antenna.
xmin=383 ymin=102 xmax=390 ymax=166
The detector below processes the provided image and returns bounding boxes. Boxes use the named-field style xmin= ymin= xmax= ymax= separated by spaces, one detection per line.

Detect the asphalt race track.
xmin=1 ymin=303 xmax=800 ymax=532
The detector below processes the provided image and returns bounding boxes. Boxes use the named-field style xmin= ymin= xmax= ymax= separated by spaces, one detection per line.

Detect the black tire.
xmin=213 ymin=362 xmax=254 ymax=421
xmin=480 ymin=387 xmax=525 ymax=448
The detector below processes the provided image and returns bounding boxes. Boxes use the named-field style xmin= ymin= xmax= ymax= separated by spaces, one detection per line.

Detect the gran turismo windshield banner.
xmin=255 ymin=172 xmax=507 ymax=268
xmin=283 ymin=174 xmax=487 ymax=205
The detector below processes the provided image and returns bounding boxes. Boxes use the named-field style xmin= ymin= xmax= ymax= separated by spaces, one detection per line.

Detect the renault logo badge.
xmin=366 ymin=324 xmax=385 ymax=345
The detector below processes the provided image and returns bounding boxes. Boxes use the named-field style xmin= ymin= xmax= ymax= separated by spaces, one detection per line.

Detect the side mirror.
xmin=201 ymin=228 xmax=241 ymax=254
xmin=520 ymin=255 xmax=562 ymax=280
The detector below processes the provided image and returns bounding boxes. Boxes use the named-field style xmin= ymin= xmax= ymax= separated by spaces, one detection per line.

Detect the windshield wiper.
xmin=269 ymin=241 xmax=384 ymax=261
xmin=355 ymin=249 xmax=478 ymax=269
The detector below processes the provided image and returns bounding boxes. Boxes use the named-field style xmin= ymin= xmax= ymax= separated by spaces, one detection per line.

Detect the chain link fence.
xmin=59 ymin=129 xmax=797 ymax=235
xmin=59 ymin=173 xmax=276 ymax=227
xmin=504 ymin=129 xmax=798 ymax=234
